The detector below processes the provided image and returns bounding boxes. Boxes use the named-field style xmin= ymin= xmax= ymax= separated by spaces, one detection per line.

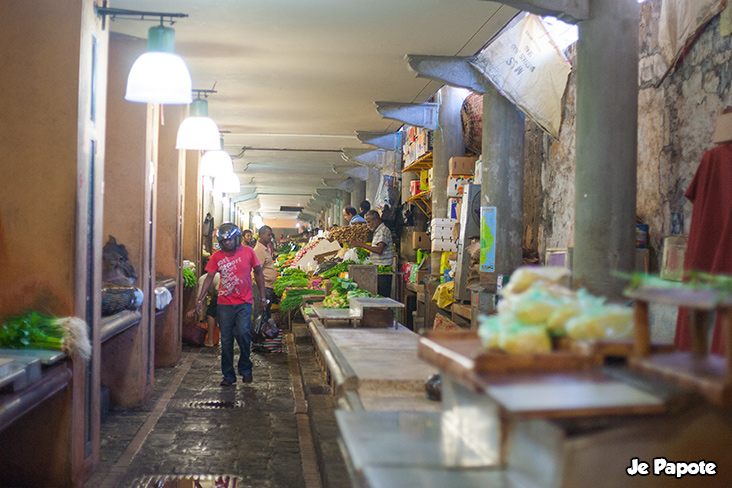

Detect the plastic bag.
xmin=253 ymin=314 xmax=280 ymax=343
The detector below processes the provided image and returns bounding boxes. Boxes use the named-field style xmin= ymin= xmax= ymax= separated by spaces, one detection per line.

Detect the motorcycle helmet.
xmin=216 ymin=223 xmax=242 ymax=248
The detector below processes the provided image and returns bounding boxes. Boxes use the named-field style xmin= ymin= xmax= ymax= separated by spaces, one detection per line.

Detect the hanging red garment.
xmin=674 ymin=143 xmax=732 ymax=355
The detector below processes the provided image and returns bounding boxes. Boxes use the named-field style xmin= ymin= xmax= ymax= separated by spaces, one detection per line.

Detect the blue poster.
xmin=480 ymin=207 xmax=496 ymax=272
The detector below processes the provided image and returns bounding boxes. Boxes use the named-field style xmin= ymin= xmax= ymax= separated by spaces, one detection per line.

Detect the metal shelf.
xmin=407 ymin=190 xmax=431 ymax=217
xmin=403 ymin=152 xmax=433 ymax=173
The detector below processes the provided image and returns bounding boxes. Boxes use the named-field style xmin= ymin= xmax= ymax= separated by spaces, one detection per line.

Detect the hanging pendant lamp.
xmin=176 ymin=97 xmax=220 ymax=150
xmin=214 ymin=173 xmax=241 ymax=194
xmin=200 ymin=149 xmax=234 ymax=177
xmin=125 ymin=25 xmax=192 ymax=104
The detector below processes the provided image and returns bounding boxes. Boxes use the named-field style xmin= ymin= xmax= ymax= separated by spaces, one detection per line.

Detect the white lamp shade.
xmin=176 ymin=116 xmax=221 ymax=150
xmin=200 ymin=150 xmax=233 ymax=177
xmin=125 ymin=52 xmax=193 ymax=104
xmin=213 ymin=173 xmax=241 ymax=194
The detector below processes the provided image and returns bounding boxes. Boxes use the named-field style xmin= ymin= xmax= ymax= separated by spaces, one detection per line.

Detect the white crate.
xmin=431 ymin=237 xmax=457 ymax=253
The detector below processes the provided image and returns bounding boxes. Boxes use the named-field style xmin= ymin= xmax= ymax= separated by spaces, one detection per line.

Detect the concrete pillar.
xmin=0 ymin=1 xmax=105 ymax=483
xmin=365 ymin=168 xmax=381 ymax=208
xmin=213 ymin=194 xmax=223 ymax=224
xmin=431 ymin=86 xmax=467 ymax=276
xmin=352 ymin=180 xmax=366 ymax=213
xmin=182 ymin=151 xmax=202 ymax=267
xmin=341 ymin=191 xmax=352 ymax=226
xmin=482 ymin=85 xmax=525 ymax=281
xmin=574 ymin=0 xmax=639 ymax=299
xmin=155 ymin=104 xmax=185 ymax=367
xmin=402 ymin=171 xmax=418 ymax=204
xmin=104 ymin=35 xmax=158 ymax=409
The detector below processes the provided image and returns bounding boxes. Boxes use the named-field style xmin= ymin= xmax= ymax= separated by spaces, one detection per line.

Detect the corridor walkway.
xmin=84 ymin=330 xmax=321 ymax=488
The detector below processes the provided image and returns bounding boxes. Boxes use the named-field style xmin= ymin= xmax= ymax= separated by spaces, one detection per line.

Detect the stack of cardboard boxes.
xmin=431 ymin=218 xmax=458 ymax=252
xmin=403 ymin=126 xmax=433 ymax=166
xmin=447 ymin=156 xmax=476 ymax=218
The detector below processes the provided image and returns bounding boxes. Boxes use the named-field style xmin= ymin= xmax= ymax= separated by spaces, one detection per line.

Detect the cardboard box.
xmin=449 ymin=156 xmax=478 ymax=176
xmin=412 ymin=231 xmax=430 ymax=250
xmin=420 ymin=170 xmax=430 ymax=191
xmin=448 ymin=197 xmax=461 ymax=219
xmin=432 ymin=237 xmax=457 ymax=253
xmin=447 ymin=175 xmax=473 ymax=197
xmin=410 ymin=180 xmax=421 ymax=196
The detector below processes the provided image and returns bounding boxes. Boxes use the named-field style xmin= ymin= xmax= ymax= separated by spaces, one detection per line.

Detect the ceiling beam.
xmin=342 ymin=147 xmax=395 ymax=170
xmin=406 ymin=55 xmax=488 ymax=94
xmin=482 ymin=0 xmax=588 ymax=23
xmin=374 ymin=102 xmax=439 ymax=131
xmin=355 ymin=131 xmax=401 ymax=151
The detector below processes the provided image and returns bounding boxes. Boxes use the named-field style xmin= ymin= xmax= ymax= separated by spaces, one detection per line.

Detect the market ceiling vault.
xmin=110 ymin=0 xmax=518 ymax=219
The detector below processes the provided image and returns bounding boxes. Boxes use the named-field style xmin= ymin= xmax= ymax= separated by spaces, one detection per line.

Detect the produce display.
xmin=478 ymin=266 xmax=634 ymax=354
xmin=285 ymin=239 xmax=321 ymax=267
xmin=274 ymin=274 xmax=310 ymax=297
xmin=322 ymin=277 xmax=378 ymax=308
xmin=280 ymin=288 xmax=325 ymax=313
xmin=320 ymin=260 xmax=357 ymax=279
xmin=182 ymin=268 xmax=197 ymax=288
xmin=0 ymin=311 xmax=91 ymax=359
xmin=327 ymin=224 xmax=370 ymax=244
xmin=314 ymin=258 xmax=342 ymax=276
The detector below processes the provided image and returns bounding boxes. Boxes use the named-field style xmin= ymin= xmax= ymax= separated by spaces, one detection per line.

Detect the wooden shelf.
xmin=403 ymin=151 xmax=433 ymax=173
xmin=627 ymin=285 xmax=732 ymax=406
xmin=417 ymin=330 xmax=671 ymax=419
xmin=450 ymin=302 xmax=472 ymax=321
xmin=630 ymin=352 xmax=732 ymax=406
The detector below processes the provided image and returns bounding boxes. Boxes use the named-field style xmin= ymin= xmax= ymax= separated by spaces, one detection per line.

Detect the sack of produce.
xmin=327 ymin=223 xmax=371 ymax=245
xmin=564 ymin=304 xmax=633 ymax=341
xmin=500 ymin=266 xmax=571 ymax=297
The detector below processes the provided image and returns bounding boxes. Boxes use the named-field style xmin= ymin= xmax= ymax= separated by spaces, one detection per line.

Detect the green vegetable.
xmin=330 ymin=277 xmax=359 ymax=295
xmin=0 ymin=311 xmax=91 ymax=359
xmin=281 ymin=267 xmax=308 ymax=278
xmin=357 ymin=248 xmax=369 ymax=262
xmin=274 ymin=275 xmax=310 ymax=297
xmin=182 ymin=268 xmax=197 ymax=288
xmin=280 ymin=288 xmax=325 ymax=312
xmin=323 ymin=291 xmax=349 ymax=308
xmin=377 ymin=265 xmax=392 ymax=273
xmin=321 ymin=260 xmax=357 ymax=279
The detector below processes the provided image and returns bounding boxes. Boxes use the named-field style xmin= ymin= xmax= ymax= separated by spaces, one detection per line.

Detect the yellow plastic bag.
xmin=432 ymin=280 xmax=456 ymax=308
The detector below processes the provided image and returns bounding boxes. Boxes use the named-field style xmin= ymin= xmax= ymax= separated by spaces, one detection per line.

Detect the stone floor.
xmin=85 ymin=323 xmax=347 ymax=488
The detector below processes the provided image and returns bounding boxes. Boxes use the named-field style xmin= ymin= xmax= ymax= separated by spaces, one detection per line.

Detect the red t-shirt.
xmin=205 ymin=246 xmax=261 ymax=305
xmin=675 ymin=143 xmax=732 ymax=355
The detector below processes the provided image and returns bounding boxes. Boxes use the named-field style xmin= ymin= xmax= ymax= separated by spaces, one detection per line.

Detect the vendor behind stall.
xmin=351 ymin=209 xmax=393 ymax=297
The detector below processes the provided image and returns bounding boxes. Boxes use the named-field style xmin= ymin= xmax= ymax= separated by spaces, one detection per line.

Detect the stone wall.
xmin=637 ymin=0 xmax=732 ymax=261
xmin=524 ymin=1 xmax=732 ymax=270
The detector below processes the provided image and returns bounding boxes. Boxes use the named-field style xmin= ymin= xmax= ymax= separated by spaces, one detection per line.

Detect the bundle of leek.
xmin=0 ymin=311 xmax=91 ymax=360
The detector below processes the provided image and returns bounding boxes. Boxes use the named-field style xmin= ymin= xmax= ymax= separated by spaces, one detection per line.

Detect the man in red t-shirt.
xmin=196 ymin=223 xmax=267 ymax=386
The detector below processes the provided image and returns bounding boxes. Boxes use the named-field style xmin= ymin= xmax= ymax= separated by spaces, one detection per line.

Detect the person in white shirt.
xmin=350 ymin=210 xmax=394 ymax=297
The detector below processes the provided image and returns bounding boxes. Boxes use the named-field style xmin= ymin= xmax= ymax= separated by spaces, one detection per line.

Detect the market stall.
xmin=333 ymin=266 xmax=732 ymax=488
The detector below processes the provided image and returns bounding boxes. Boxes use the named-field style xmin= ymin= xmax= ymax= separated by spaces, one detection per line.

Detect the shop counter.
xmin=307 ymin=320 xmax=438 ymax=412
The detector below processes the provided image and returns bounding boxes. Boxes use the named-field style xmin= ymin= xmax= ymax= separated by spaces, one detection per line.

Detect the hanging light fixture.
xmin=126 ymin=24 xmax=192 ymax=104
xmin=213 ymin=173 xmax=241 ymax=194
xmin=95 ymin=7 xmax=192 ymax=104
xmin=200 ymin=135 xmax=234 ymax=177
xmin=177 ymin=89 xmax=220 ymax=150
